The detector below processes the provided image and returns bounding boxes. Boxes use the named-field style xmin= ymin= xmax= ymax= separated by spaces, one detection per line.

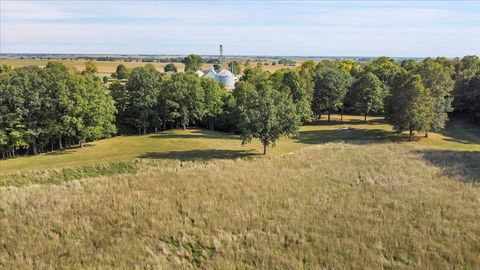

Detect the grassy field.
xmin=1 ymin=115 xmax=479 ymax=176
xmin=0 ymin=142 xmax=479 ymax=268
xmin=0 ymin=115 xmax=479 ymax=268
xmin=0 ymin=58 xmax=293 ymax=74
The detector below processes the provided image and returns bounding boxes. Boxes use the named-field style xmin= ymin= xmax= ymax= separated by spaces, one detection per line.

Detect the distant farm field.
xmin=0 ymin=58 xmax=294 ymax=74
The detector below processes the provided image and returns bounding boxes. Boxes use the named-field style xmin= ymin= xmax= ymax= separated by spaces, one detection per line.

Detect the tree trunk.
xmin=409 ymin=129 xmax=413 ymax=142
xmin=143 ymin=127 xmax=146 ymax=135
xmin=425 ymin=131 xmax=429 ymax=138
xmin=80 ymin=141 xmax=84 ymax=148
xmin=327 ymin=113 xmax=331 ymax=122
xmin=364 ymin=114 xmax=367 ymax=123
xmin=209 ymin=121 xmax=214 ymax=130
xmin=154 ymin=127 xmax=158 ymax=133
xmin=138 ymin=127 xmax=141 ymax=135
xmin=340 ymin=112 xmax=343 ymax=124
xmin=32 ymin=144 xmax=37 ymax=155
xmin=163 ymin=121 xmax=166 ymax=131
xmin=263 ymin=142 xmax=268 ymax=155
xmin=51 ymin=139 xmax=54 ymax=151
xmin=58 ymin=136 xmax=63 ymax=149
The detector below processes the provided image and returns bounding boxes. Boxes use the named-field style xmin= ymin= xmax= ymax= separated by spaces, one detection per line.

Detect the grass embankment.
xmin=1 ymin=115 xmax=478 ymax=177
xmin=0 ymin=143 xmax=479 ymax=269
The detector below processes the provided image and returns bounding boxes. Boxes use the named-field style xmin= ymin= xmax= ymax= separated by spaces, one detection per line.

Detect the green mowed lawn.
xmin=1 ymin=115 xmax=479 ymax=174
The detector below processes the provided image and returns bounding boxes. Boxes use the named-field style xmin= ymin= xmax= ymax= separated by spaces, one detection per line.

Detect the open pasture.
xmin=1 ymin=115 xmax=478 ymax=177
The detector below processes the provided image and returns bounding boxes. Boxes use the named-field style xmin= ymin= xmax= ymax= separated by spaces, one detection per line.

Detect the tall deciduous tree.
xmin=272 ymin=69 xmax=313 ymax=122
xmin=125 ymin=64 xmax=162 ymax=134
xmin=182 ymin=54 xmax=204 ymax=72
xmin=115 ymin=64 xmax=129 ymax=79
xmin=417 ymin=59 xmax=454 ymax=136
xmin=364 ymin=57 xmax=404 ymax=90
xmin=167 ymin=73 xmax=205 ymax=129
xmin=235 ymin=70 xmax=300 ymax=155
xmin=312 ymin=67 xmax=352 ymax=121
xmin=349 ymin=72 xmax=386 ymax=123
xmin=201 ymin=77 xmax=225 ymax=130
xmin=164 ymin=63 xmax=177 ymax=73
xmin=385 ymin=72 xmax=435 ymax=141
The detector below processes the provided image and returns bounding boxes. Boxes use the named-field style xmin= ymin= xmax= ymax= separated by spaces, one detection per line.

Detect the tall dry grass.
xmin=0 ymin=143 xmax=479 ymax=269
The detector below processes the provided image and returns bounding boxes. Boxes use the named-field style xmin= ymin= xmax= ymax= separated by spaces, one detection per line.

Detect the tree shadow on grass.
xmin=148 ymin=129 xmax=236 ymax=140
xmin=294 ymin=128 xmax=396 ymax=145
xmin=43 ymin=144 xmax=94 ymax=156
xmin=308 ymin=117 xmax=388 ymax=126
xmin=138 ymin=149 xmax=259 ymax=161
xmin=416 ymin=149 xmax=480 ymax=184
xmin=437 ymin=118 xmax=480 ymax=146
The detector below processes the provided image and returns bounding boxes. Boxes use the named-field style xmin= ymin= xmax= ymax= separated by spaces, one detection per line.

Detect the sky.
xmin=1 ymin=1 xmax=479 ymax=57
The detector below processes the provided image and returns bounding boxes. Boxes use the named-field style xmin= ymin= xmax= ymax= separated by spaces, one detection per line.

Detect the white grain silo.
xmin=204 ymin=67 xmax=217 ymax=79
xmin=216 ymin=69 xmax=235 ymax=88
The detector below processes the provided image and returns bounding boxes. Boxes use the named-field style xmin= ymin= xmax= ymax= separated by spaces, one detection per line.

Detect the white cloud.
xmin=1 ymin=1 xmax=479 ymax=56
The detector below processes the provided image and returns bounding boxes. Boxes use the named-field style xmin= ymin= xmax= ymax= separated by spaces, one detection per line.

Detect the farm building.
xmin=196 ymin=67 xmax=237 ymax=89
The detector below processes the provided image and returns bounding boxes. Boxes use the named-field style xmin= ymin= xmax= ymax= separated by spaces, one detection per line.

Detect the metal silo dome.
xmin=217 ymin=69 xmax=235 ymax=88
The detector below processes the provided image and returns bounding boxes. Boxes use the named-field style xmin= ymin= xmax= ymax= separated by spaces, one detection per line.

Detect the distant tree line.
xmin=1 ymin=55 xmax=479 ymax=157
xmin=278 ymin=59 xmax=296 ymax=66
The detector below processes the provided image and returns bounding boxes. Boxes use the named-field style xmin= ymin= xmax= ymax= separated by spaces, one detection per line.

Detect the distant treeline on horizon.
xmin=0 ymin=53 xmax=428 ymax=63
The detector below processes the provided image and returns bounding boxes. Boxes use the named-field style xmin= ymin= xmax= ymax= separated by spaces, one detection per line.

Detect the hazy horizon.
xmin=1 ymin=1 xmax=479 ymax=57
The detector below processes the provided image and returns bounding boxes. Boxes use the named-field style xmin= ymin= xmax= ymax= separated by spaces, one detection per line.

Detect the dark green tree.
xmin=417 ymin=59 xmax=454 ymax=136
xmin=125 ymin=64 xmax=162 ymax=134
xmin=364 ymin=57 xmax=404 ymax=90
xmin=349 ymin=72 xmax=386 ymax=122
xmin=167 ymin=73 xmax=205 ymax=129
xmin=182 ymin=54 xmax=204 ymax=72
xmin=235 ymin=70 xmax=300 ymax=155
xmin=312 ymin=67 xmax=352 ymax=122
xmin=385 ymin=72 xmax=435 ymax=141
xmin=201 ymin=77 xmax=225 ymax=130
xmin=115 ymin=64 xmax=129 ymax=79
xmin=272 ymin=69 xmax=313 ymax=122
xmin=164 ymin=63 xmax=177 ymax=73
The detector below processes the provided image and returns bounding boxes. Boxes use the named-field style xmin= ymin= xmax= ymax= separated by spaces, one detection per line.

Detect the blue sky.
xmin=1 ymin=1 xmax=479 ymax=57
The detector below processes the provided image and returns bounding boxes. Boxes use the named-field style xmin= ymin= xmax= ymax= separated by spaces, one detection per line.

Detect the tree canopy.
xmin=348 ymin=72 xmax=386 ymax=122
xmin=182 ymin=54 xmax=204 ymax=72
xmin=385 ymin=72 xmax=435 ymax=141
xmin=312 ymin=67 xmax=352 ymax=121
xmin=164 ymin=63 xmax=177 ymax=73
xmin=235 ymin=70 xmax=301 ymax=155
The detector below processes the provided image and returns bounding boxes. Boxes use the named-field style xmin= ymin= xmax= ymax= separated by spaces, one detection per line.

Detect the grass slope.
xmin=1 ymin=115 xmax=479 ymax=175
xmin=0 ymin=143 xmax=479 ymax=269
